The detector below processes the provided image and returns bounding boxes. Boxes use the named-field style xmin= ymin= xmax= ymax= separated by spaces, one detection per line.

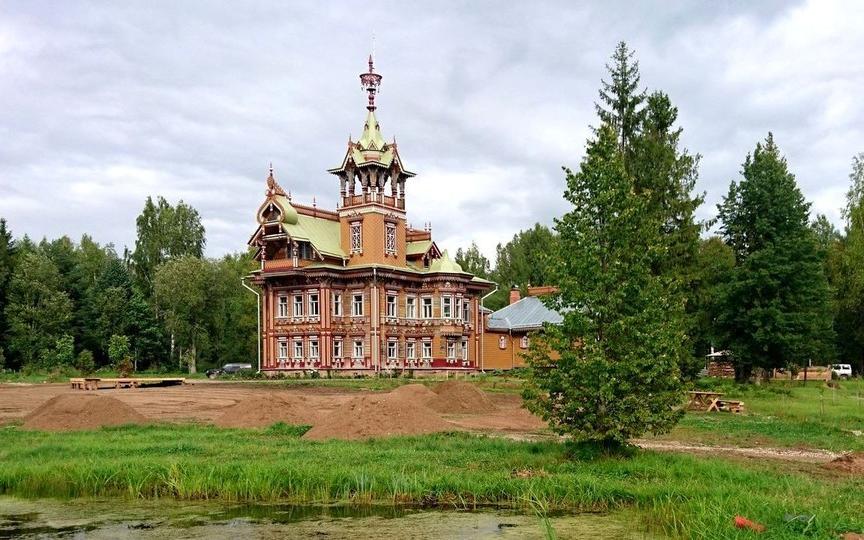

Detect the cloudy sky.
xmin=1 ymin=1 xmax=862 ymax=260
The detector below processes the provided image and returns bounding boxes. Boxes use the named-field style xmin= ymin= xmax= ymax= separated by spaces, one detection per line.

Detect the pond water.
xmin=0 ymin=497 xmax=654 ymax=539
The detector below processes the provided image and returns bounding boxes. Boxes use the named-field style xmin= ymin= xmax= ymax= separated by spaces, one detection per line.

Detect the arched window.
xmin=498 ymin=336 xmax=507 ymax=350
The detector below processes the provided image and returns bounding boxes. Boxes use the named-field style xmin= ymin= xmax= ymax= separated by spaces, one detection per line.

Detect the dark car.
xmin=206 ymin=363 xmax=253 ymax=379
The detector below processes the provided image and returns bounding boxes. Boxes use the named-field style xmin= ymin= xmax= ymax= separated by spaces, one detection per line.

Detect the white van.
xmin=831 ymin=364 xmax=853 ymax=379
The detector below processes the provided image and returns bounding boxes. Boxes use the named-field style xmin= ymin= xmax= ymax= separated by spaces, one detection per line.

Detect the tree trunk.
xmin=188 ymin=343 xmax=197 ymax=374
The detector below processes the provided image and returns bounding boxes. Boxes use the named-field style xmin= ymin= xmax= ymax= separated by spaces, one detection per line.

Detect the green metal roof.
xmin=428 ymin=250 xmax=464 ymax=274
xmin=406 ymin=240 xmax=433 ymax=256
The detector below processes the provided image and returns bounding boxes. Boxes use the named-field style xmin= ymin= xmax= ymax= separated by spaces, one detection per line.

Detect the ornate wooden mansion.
xmin=248 ymin=57 xmax=495 ymax=374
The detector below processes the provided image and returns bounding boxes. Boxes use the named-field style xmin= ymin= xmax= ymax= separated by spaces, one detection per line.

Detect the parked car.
xmin=831 ymin=364 xmax=853 ymax=379
xmin=206 ymin=363 xmax=253 ymax=379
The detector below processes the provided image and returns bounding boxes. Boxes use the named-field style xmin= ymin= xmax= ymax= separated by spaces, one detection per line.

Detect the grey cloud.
xmin=0 ymin=0 xmax=862 ymax=258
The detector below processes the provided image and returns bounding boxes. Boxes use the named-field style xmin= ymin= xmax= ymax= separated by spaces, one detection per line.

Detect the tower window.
xmin=350 ymin=222 xmax=362 ymax=253
xmin=385 ymin=223 xmax=396 ymax=255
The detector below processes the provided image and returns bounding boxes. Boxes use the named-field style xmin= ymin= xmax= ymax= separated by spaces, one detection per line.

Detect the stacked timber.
xmin=707 ymin=360 xmax=735 ymax=379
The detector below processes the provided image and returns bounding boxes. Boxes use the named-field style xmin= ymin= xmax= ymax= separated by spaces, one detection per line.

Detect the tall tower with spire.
xmin=328 ymin=55 xmax=415 ymax=266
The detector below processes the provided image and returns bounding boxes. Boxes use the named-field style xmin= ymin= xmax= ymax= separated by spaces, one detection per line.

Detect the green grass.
xmin=0 ymin=424 xmax=862 ymax=538
xmin=652 ymin=378 xmax=864 ymax=451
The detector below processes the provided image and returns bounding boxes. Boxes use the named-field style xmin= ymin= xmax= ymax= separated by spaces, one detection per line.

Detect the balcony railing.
xmin=342 ymin=193 xmax=404 ymax=209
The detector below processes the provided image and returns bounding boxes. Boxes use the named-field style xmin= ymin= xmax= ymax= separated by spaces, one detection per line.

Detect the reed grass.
xmin=0 ymin=424 xmax=862 ymax=538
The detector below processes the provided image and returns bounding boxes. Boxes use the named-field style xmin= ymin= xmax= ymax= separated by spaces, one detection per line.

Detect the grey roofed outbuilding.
xmin=486 ymin=296 xmax=563 ymax=332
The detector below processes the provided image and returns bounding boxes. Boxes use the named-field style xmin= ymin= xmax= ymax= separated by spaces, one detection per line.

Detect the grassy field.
xmin=0 ymin=423 xmax=862 ymax=539
xmin=651 ymin=378 xmax=864 ymax=451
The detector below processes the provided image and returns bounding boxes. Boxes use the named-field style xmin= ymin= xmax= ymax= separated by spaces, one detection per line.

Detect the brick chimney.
xmin=527 ymin=285 xmax=559 ymax=297
xmin=509 ymin=286 xmax=521 ymax=305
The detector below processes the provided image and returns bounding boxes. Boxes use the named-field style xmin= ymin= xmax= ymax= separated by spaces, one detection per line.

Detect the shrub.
xmin=75 ymin=350 xmax=95 ymax=374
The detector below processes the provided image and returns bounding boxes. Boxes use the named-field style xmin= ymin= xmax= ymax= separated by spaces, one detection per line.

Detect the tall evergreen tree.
xmin=596 ymin=41 xmax=646 ymax=158
xmin=0 ymin=218 xmax=17 ymax=356
xmin=522 ymin=124 xmax=684 ymax=447
xmin=689 ymin=237 xmax=735 ymax=360
xmin=716 ymin=134 xmax=834 ymax=380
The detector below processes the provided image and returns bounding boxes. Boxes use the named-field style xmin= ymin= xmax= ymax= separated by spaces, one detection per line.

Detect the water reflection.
xmin=0 ymin=497 xmax=653 ymax=539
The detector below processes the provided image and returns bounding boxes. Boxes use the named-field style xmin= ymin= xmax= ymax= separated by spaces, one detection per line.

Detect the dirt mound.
xmin=824 ymin=452 xmax=864 ymax=475
xmin=427 ymin=381 xmax=497 ymax=414
xmin=214 ymin=393 xmax=322 ymax=428
xmin=388 ymin=383 xmax=437 ymax=401
xmin=22 ymin=394 xmax=148 ymax=431
xmin=303 ymin=391 xmax=453 ymax=441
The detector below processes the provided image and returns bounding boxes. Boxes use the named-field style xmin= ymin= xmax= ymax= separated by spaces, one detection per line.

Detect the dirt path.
xmin=633 ymin=439 xmax=843 ymax=463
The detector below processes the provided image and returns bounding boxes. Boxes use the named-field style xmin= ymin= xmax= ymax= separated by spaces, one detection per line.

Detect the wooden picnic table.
xmin=687 ymin=391 xmax=724 ymax=412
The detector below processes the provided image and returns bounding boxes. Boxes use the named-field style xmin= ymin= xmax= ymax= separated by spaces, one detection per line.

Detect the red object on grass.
xmin=734 ymin=515 xmax=766 ymax=532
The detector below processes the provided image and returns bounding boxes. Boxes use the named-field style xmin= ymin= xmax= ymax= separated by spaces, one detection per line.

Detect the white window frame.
xmin=441 ymin=295 xmax=452 ymax=319
xmin=277 ymin=339 xmax=288 ymax=359
xmin=353 ymin=339 xmax=364 ymax=360
xmin=462 ymin=298 xmax=471 ymax=323
xmin=447 ymin=339 xmax=456 ymax=360
xmin=352 ymin=292 xmax=364 ymax=317
xmin=293 ymin=293 xmax=304 ymax=317
xmin=421 ymin=296 xmax=433 ymax=319
xmin=350 ymin=222 xmax=362 ymax=253
xmin=461 ymin=337 xmax=469 ymax=361
xmin=406 ymin=295 xmax=417 ymax=319
xmin=386 ymin=293 xmax=397 ymax=318
xmin=521 ymin=335 xmax=530 ymax=349
xmin=406 ymin=340 xmax=416 ymax=361
xmin=309 ymin=337 xmax=319 ymax=359
xmin=332 ymin=291 xmax=342 ymax=316
xmin=308 ymin=291 xmax=319 ymax=317
xmin=384 ymin=223 xmax=396 ymax=255
xmin=333 ymin=338 xmax=343 ymax=359
xmin=293 ymin=338 xmax=304 ymax=360
xmin=499 ymin=335 xmax=507 ymax=350
xmin=277 ymin=296 xmax=289 ymax=318
xmin=421 ymin=340 xmax=432 ymax=360
xmin=387 ymin=339 xmax=397 ymax=360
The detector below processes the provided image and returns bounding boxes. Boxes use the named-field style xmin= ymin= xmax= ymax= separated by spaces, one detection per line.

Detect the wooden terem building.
xmin=248 ymin=57 xmax=494 ymax=374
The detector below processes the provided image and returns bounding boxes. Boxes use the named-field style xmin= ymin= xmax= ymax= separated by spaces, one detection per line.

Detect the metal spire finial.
xmin=359 ymin=52 xmax=382 ymax=111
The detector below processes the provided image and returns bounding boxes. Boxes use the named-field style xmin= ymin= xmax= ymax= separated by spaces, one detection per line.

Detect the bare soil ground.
xmin=0 ymin=381 xmax=546 ymax=437
xmin=0 ymin=381 xmax=849 ymax=466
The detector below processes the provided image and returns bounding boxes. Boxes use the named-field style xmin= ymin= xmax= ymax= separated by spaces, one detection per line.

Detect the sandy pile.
xmin=214 ymin=393 xmax=322 ymax=428
xmin=427 ymin=381 xmax=497 ymax=414
xmin=388 ymin=383 xmax=437 ymax=401
xmin=22 ymin=394 xmax=148 ymax=431
xmin=303 ymin=390 xmax=453 ymax=441
xmin=824 ymin=452 xmax=864 ymax=475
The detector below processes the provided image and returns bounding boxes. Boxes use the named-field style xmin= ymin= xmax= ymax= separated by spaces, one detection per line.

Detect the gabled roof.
xmin=487 ymin=296 xmax=563 ymax=332
xmin=406 ymin=239 xmax=435 ymax=257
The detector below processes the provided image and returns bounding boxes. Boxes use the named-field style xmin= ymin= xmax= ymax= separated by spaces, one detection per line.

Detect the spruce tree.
xmin=0 ymin=218 xmax=17 ymax=357
xmin=596 ymin=41 xmax=646 ymax=158
xmin=522 ymin=124 xmax=684 ymax=447
xmin=716 ymin=134 xmax=834 ymax=380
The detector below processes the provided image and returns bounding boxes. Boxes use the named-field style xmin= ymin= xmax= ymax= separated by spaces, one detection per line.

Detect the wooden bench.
xmin=715 ymin=399 xmax=745 ymax=413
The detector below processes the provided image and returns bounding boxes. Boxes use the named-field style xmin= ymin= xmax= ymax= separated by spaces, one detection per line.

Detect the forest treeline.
xmin=457 ymin=43 xmax=864 ymax=383
xmin=0 ymin=197 xmax=256 ymax=374
xmin=1 ymin=43 xmax=863 ymax=382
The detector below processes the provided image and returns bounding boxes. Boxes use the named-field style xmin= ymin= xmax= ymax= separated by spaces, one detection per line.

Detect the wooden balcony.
xmin=342 ymin=193 xmax=405 ymax=209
